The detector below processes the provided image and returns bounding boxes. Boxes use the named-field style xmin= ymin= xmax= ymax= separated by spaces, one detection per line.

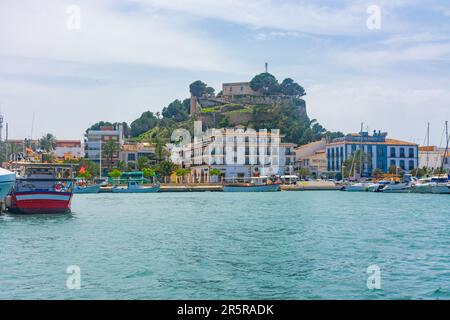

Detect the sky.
xmin=0 ymin=0 xmax=450 ymax=146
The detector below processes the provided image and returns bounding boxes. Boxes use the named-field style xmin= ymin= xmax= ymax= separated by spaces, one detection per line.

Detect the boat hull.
xmin=382 ymin=183 xmax=411 ymax=193
xmin=343 ymin=186 xmax=368 ymax=192
xmin=112 ymin=185 xmax=160 ymax=193
xmin=73 ymin=185 xmax=101 ymax=194
xmin=8 ymin=192 xmax=73 ymax=214
xmin=0 ymin=168 xmax=16 ymax=199
xmin=0 ymin=180 xmax=16 ymax=199
xmin=223 ymin=184 xmax=280 ymax=192
xmin=411 ymin=184 xmax=450 ymax=194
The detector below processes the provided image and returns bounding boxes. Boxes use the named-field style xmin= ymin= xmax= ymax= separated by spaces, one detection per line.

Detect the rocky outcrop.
xmin=192 ymin=92 xmax=309 ymax=136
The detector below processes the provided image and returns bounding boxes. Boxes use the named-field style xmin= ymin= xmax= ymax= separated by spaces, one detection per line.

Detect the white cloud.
xmin=0 ymin=0 xmax=238 ymax=72
xmin=132 ymin=0 xmax=421 ymax=35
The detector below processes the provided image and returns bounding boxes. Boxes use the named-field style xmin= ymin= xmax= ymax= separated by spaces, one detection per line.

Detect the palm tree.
xmin=39 ymin=133 xmax=57 ymax=153
xmin=144 ymin=127 xmax=170 ymax=163
xmin=103 ymin=140 xmax=119 ymax=170
xmin=9 ymin=143 xmax=21 ymax=161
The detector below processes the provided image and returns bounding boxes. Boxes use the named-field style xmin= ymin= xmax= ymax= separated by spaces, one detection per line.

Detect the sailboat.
xmin=411 ymin=121 xmax=450 ymax=194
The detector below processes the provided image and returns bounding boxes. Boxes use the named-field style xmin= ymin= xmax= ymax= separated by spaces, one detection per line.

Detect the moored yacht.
xmin=381 ymin=175 xmax=417 ymax=193
xmin=0 ymin=167 xmax=16 ymax=200
xmin=411 ymin=176 xmax=450 ymax=194
xmin=223 ymin=176 xmax=281 ymax=192
xmin=343 ymin=182 xmax=376 ymax=192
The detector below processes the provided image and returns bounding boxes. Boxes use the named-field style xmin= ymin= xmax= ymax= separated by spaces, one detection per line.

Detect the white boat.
xmin=0 ymin=167 xmax=16 ymax=200
xmin=411 ymin=176 xmax=450 ymax=194
xmin=382 ymin=182 xmax=411 ymax=193
xmin=113 ymin=181 xmax=160 ymax=193
xmin=382 ymin=175 xmax=416 ymax=193
xmin=343 ymin=182 xmax=376 ymax=192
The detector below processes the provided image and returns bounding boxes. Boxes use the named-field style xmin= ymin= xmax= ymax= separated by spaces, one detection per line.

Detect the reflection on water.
xmin=0 ymin=212 xmax=76 ymax=224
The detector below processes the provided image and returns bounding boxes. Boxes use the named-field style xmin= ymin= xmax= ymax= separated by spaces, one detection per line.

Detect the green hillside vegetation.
xmin=88 ymin=73 xmax=344 ymax=146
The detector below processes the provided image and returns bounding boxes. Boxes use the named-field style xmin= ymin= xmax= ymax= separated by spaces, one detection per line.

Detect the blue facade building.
xmin=326 ymin=131 xmax=419 ymax=176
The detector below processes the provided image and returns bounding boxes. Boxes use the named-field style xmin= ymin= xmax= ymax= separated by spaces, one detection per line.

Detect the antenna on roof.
xmin=265 ymin=62 xmax=268 ymax=73
xmin=0 ymin=110 xmax=3 ymax=142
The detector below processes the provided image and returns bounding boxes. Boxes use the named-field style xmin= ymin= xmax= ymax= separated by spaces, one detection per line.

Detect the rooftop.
xmin=327 ymin=138 xmax=417 ymax=147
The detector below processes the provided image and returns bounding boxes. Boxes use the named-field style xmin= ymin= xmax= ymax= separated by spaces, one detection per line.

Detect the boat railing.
xmin=15 ymin=178 xmax=74 ymax=193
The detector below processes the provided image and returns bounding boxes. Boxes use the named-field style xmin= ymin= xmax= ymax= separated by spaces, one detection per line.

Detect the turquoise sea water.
xmin=0 ymin=191 xmax=449 ymax=300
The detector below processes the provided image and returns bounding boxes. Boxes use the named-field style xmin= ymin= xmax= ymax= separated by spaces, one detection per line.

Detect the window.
xmin=400 ymin=148 xmax=405 ymax=158
xmin=390 ymin=160 xmax=396 ymax=167
xmin=408 ymin=148 xmax=414 ymax=158
xmin=390 ymin=147 xmax=396 ymax=158
xmin=399 ymin=160 xmax=405 ymax=170
xmin=128 ymin=154 xmax=136 ymax=161
xmin=408 ymin=160 xmax=415 ymax=170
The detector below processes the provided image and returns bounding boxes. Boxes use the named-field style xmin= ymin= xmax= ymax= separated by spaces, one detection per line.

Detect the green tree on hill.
xmin=205 ymin=87 xmax=215 ymax=96
xmin=280 ymin=78 xmax=306 ymax=97
xmin=130 ymin=111 xmax=159 ymax=137
xmin=190 ymin=80 xmax=207 ymax=97
xmin=162 ymin=99 xmax=190 ymax=121
xmin=250 ymin=73 xmax=279 ymax=95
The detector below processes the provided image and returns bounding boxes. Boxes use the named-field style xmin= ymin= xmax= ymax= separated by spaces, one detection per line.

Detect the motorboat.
xmin=6 ymin=163 xmax=74 ymax=214
xmin=73 ymin=179 xmax=101 ymax=194
xmin=382 ymin=175 xmax=417 ymax=193
xmin=112 ymin=180 xmax=160 ymax=193
xmin=343 ymin=182 xmax=376 ymax=192
xmin=0 ymin=167 xmax=16 ymax=200
xmin=223 ymin=176 xmax=281 ymax=192
xmin=411 ymin=176 xmax=450 ymax=194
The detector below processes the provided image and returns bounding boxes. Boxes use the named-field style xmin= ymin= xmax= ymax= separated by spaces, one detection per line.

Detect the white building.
xmin=171 ymin=127 xmax=295 ymax=183
xmin=85 ymin=125 xmax=125 ymax=172
xmin=53 ymin=140 xmax=84 ymax=160
xmin=419 ymin=146 xmax=450 ymax=171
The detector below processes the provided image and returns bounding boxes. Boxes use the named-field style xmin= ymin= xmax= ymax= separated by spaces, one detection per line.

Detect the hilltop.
xmin=87 ymin=73 xmax=343 ymax=145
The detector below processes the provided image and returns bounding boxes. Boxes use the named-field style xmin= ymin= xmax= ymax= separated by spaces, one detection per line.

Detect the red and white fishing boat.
xmin=6 ymin=163 xmax=75 ymax=214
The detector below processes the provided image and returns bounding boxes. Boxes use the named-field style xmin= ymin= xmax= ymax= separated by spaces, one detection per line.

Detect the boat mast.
xmin=426 ymin=122 xmax=430 ymax=171
xmin=99 ymin=138 xmax=102 ymax=179
xmin=359 ymin=122 xmax=363 ymax=179
xmin=440 ymin=121 xmax=449 ymax=174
